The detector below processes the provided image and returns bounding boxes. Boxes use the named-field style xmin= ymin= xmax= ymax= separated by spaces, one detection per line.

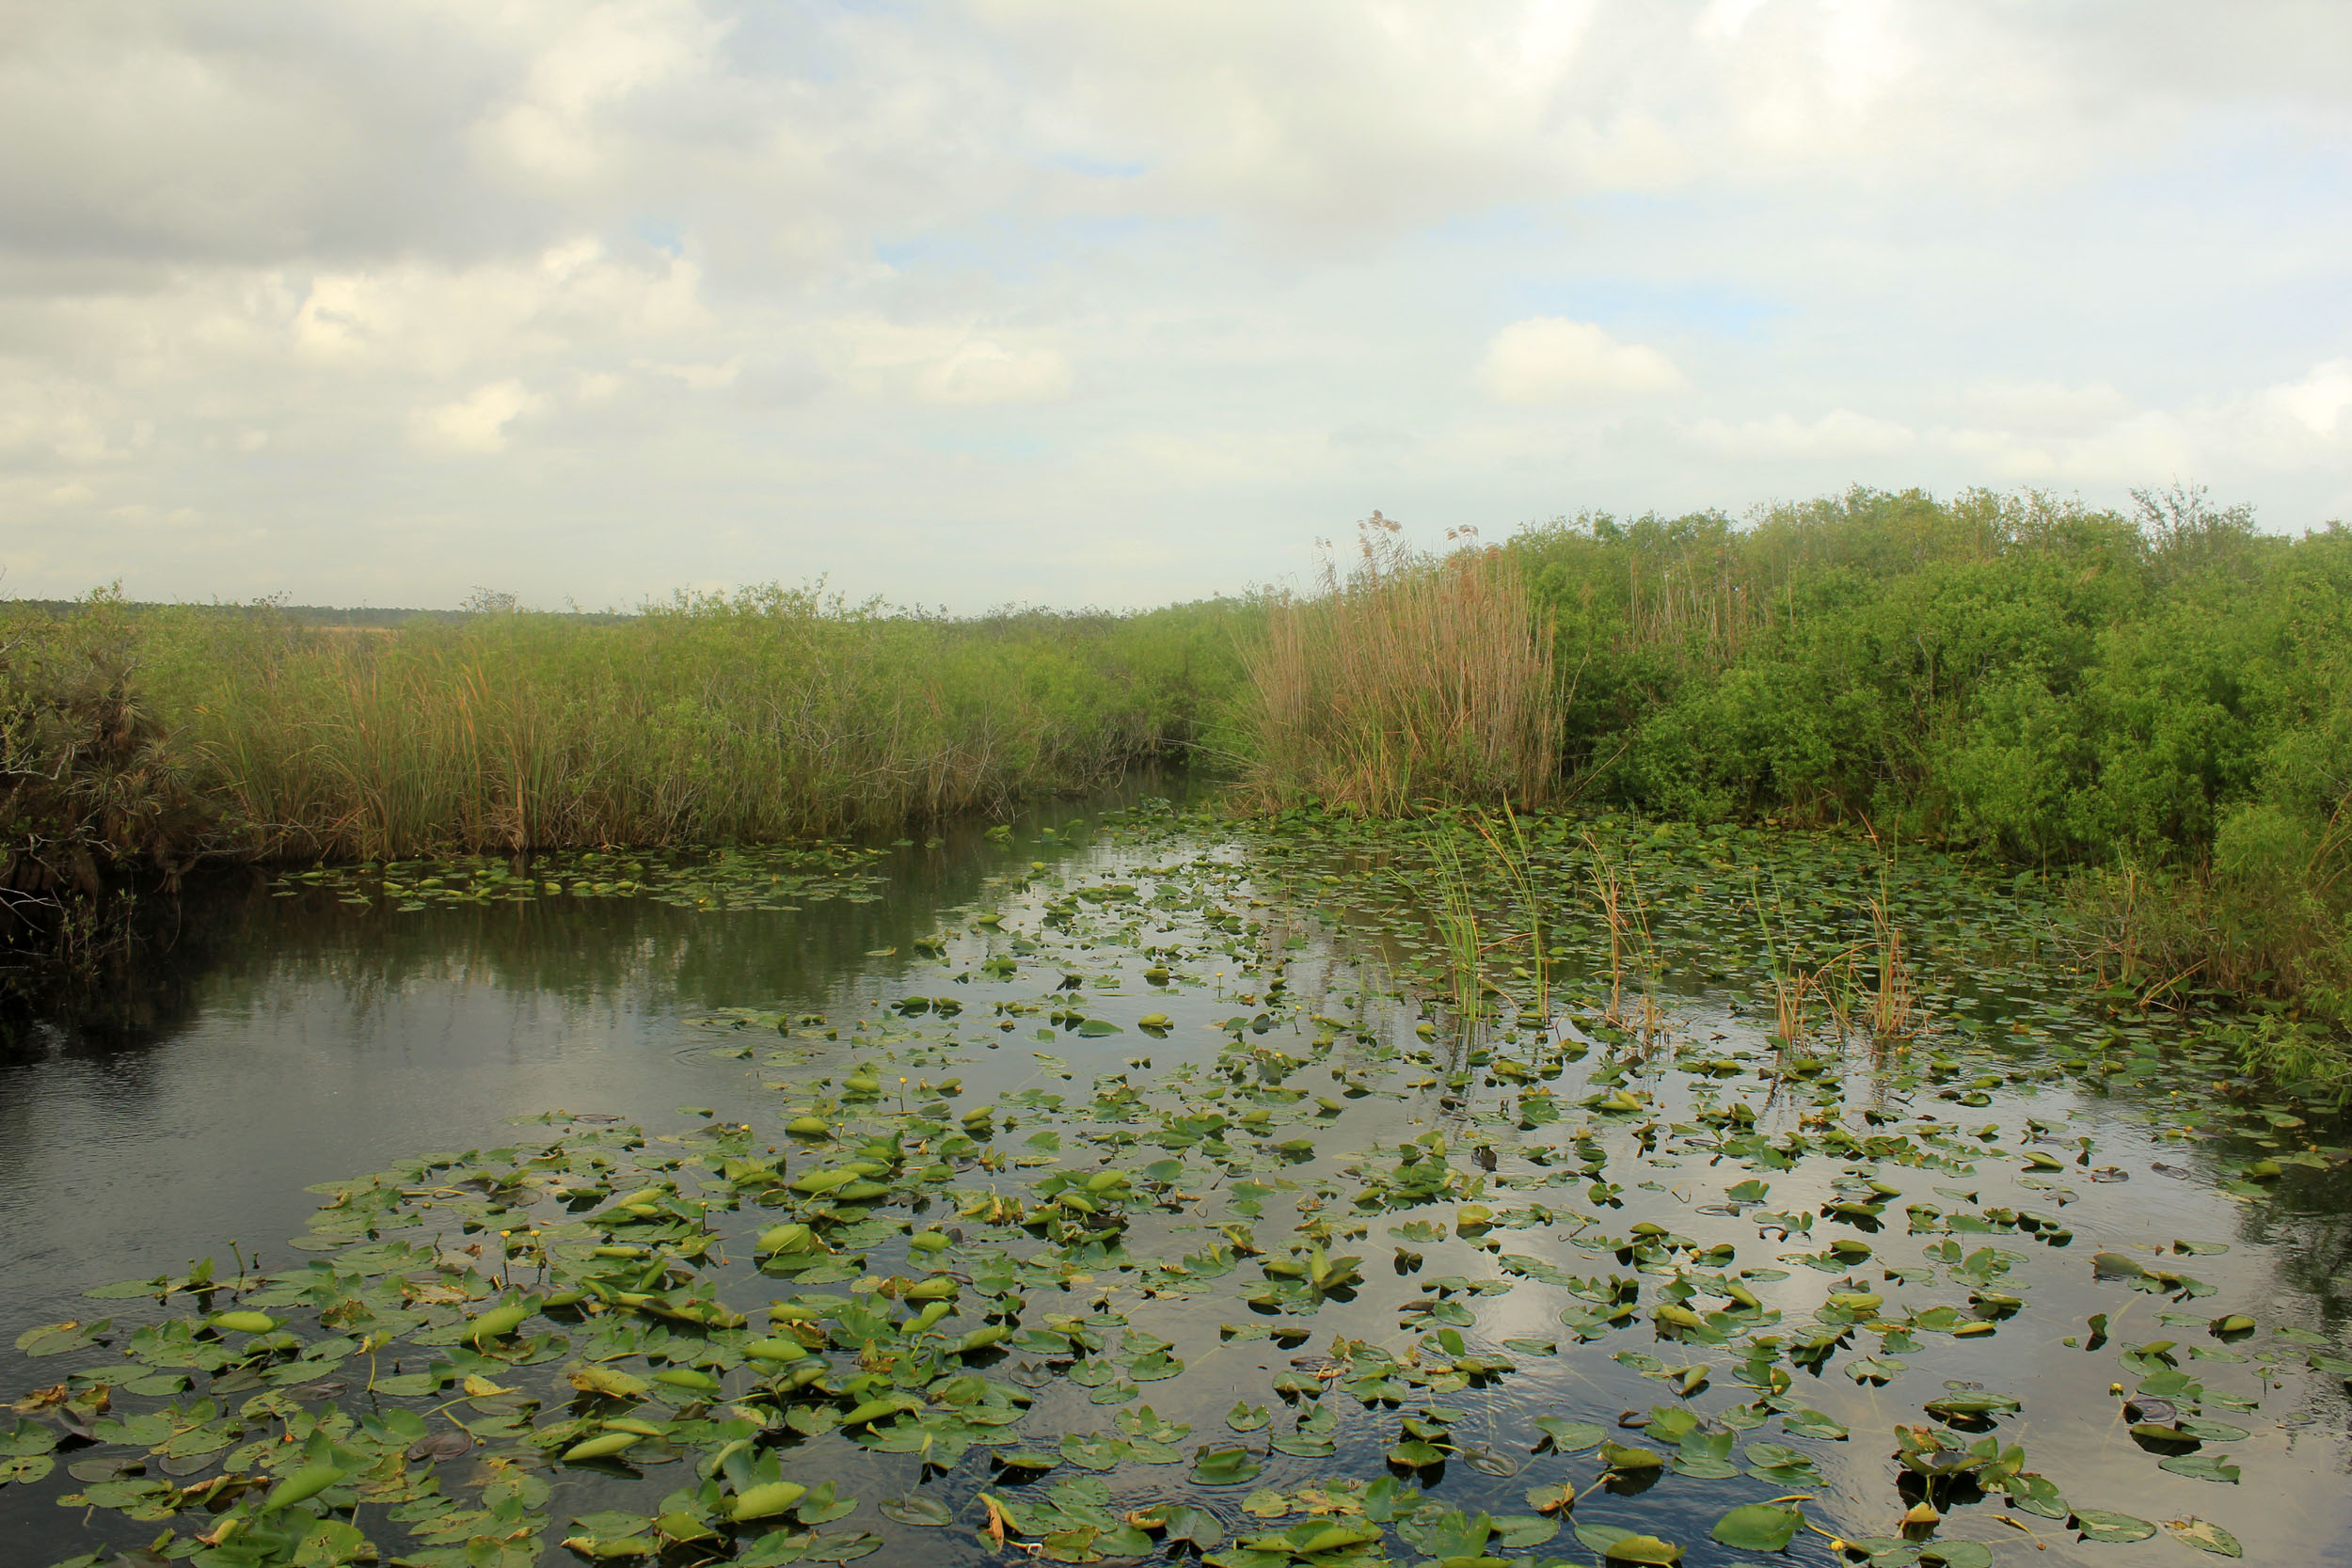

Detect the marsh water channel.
xmin=2 ymin=793 xmax=2349 ymax=1568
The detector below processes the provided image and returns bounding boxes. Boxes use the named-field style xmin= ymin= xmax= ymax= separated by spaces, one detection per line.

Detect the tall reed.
xmin=1473 ymin=802 xmax=1549 ymax=1026
xmin=1238 ymin=517 xmax=1560 ymax=814
xmin=1582 ymin=831 xmax=1661 ymax=1045
xmin=104 ymin=589 xmax=1249 ymax=862
xmin=1422 ymin=827 xmax=1486 ymax=1034
xmin=1865 ymin=866 xmax=1919 ymax=1042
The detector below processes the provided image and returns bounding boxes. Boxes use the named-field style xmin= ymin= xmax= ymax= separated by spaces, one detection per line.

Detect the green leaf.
xmin=1923 ymin=1544 xmax=1993 ymax=1568
xmin=2071 ymin=1511 xmax=2156 ymax=1544
xmin=1492 ymin=1514 xmax=1558 ymax=1549
xmin=1591 ymin=1530 xmax=1682 ymax=1565
xmin=1709 ymin=1503 xmax=1802 ymax=1552
xmin=2168 ymin=1517 xmax=2243 ymax=1557
xmin=2157 ymin=1452 xmax=2240 ymax=1484
xmin=1 ymin=1421 xmax=59 ymax=1459
xmin=1531 ymin=1418 xmax=1607 ymax=1452
xmin=1190 ymin=1447 xmax=1263 ymax=1487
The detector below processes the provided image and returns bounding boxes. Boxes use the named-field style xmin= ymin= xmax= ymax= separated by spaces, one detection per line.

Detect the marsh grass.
xmin=1472 ymin=802 xmax=1551 ymax=1028
xmin=1583 ymin=831 xmax=1661 ymax=1046
xmin=1422 ymin=828 xmax=1486 ymax=1034
xmin=6 ymin=588 xmax=1251 ymax=867
xmin=1751 ymin=870 xmax=1839 ymax=1054
xmin=1239 ymin=516 xmax=1559 ymax=815
xmin=1865 ymin=883 xmax=1920 ymax=1043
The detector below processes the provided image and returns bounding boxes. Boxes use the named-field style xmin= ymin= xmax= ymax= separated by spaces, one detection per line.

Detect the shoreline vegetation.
xmin=5 ymin=484 xmax=2347 ymax=1087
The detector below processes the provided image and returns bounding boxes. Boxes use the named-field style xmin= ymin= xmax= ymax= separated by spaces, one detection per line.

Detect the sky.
xmin=3 ymin=0 xmax=2349 ymax=611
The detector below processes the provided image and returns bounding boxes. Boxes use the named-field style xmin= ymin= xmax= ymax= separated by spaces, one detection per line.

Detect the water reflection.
xmin=1 ymin=791 xmax=2348 ymax=1568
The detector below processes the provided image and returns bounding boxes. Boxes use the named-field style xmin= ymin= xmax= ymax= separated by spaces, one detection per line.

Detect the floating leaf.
xmin=1710 ymin=1503 xmax=1802 ymax=1552
xmin=2073 ymin=1510 xmax=2157 ymax=1543
xmin=879 ymin=1495 xmax=954 ymax=1527
xmin=2157 ymin=1453 xmax=2240 ymax=1484
xmin=1189 ymin=1447 xmax=1263 ymax=1487
xmin=2167 ymin=1517 xmax=2243 ymax=1557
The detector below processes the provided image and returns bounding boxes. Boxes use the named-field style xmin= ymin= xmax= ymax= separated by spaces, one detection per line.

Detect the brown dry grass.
xmin=1238 ymin=516 xmax=1561 ymax=814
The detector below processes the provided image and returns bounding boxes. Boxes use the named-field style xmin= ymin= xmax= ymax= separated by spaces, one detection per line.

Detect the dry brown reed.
xmin=1239 ymin=516 xmax=1560 ymax=813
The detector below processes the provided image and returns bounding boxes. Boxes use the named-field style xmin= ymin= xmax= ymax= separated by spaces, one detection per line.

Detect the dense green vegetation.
xmin=1504 ymin=487 xmax=2352 ymax=1084
xmin=4 ymin=484 xmax=2346 ymax=1078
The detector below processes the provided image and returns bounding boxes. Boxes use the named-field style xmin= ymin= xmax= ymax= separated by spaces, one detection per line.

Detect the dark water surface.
xmin=3 ymin=797 xmax=2348 ymax=1568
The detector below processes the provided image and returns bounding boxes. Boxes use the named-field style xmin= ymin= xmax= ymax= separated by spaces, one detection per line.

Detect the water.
xmin=2 ymin=796 xmax=2347 ymax=1568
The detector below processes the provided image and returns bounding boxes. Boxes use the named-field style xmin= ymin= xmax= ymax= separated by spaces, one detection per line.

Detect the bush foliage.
xmin=1503 ymin=485 xmax=2351 ymax=1060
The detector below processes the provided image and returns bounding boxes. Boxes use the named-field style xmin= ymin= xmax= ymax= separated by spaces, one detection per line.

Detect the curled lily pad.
xmin=67 ymin=1456 xmax=144 ymax=1483
xmin=878 ymin=1495 xmax=954 ymax=1527
xmin=1144 ymin=1504 xmax=1226 ymax=1549
xmin=406 ymin=1428 xmax=472 ymax=1463
xmin=2168 ymin=1517 xmax=2244 ymax=1557
xmin=1532 ymin=1418 xmax=1607 ymax=1453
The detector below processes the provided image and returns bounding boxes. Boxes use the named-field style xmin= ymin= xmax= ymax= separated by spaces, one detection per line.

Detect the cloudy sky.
xmin=4 ymin=1 xmax=2349 ymax=610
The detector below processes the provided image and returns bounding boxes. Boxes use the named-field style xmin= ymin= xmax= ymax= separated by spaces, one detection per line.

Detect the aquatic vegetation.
xmin=9 ymin=804 xmax=2344 ymax=1566
xmin=280 ymin=840 xmax=894 ymax=915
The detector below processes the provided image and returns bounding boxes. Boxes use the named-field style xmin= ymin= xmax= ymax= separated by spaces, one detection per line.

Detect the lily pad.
xmin=1709 ymin=1503 xmax=1803 ymax=1551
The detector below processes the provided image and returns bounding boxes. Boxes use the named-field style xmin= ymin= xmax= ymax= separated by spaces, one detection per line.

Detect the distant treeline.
xmin=5 ymin=486 xmax=2346 ymax=1071
xmin=0 ymin=596 xmax=631 ymax=628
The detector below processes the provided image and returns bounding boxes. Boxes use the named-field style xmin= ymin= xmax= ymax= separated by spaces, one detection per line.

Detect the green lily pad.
xmin=2072 ymin=1510 xmax=2156 ymax=1543
xmin=1709 ymin=1503 xmax=1803 ymax=1551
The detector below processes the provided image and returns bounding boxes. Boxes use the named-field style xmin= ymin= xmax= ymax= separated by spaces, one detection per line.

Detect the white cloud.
xmin=643 ymin=356 xmax=742 ymax=390
xmin=1815 ymin=0 xmax=1921 ymax=112
xmin=825 ymin=319 xmax=1073 ymax=405
xmin=1962 ymin=380 xmax=2132 ymax=435
xmin=2271 ymin=359 xmax=2352 ymax=440
xmin=294 ymin=241 xmax=704 ymax=375
xmin=1477 ymin=318 xmax=1684 ymax=403
xmin=414 ymin=380 xmax=544 ymax=453
xmin=1695 ymin=0 xmax=1772 ymax=46
xmin=1690 ymin=409 xmax=1915 ymax=459
xmin=1929 ymin=360 xmax=2352 ymax=485
xmin=916 ymin=341 xmax=1073 ymax=405
xmin=0 ymin=1 xmax=2348 ymax=608
xmin=474 ymin=0 xmax=723 ymax=182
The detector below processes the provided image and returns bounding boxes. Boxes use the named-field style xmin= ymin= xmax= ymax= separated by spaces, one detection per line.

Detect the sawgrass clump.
xmin=1237 ymin=515 xmax=1559 ymax=814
